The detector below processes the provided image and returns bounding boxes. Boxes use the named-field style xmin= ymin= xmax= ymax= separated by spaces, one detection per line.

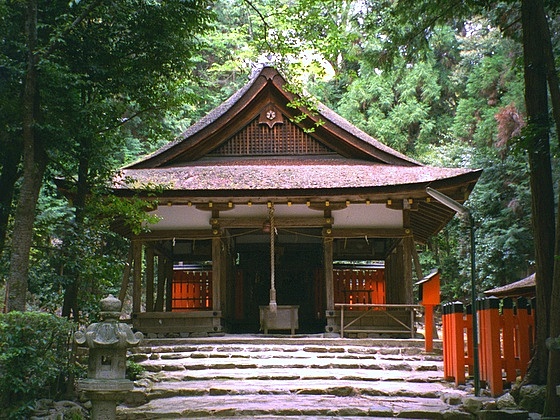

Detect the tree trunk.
xmin=61 ymin=152 xmax=89 ymax=320
xmin=6 ymin=0 xmax=46 ymax=312
xmin=537 ymin=4 xmax=560 ymax=150
xmin=0 ymin=138 xmax=22 ymax=255
xmin=521 ymin=0 xmax=556 ymax=385
xmin=545 ymin=181 xmax=560 ymax=416
xmin=537 ymin=0 xmax=560 ymax=415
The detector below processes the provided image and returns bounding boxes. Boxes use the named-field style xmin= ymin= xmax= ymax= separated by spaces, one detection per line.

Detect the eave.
xmin=125 ymin=67 xmax=420 ymax=169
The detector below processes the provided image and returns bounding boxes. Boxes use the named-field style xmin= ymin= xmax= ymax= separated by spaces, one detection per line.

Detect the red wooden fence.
xmin=171 ymin=270 xmax=212 ymax=311
xmin=442 ymin=297 xmax=534 ymax=396
xmin=333 ymin=269 xmax=385 ymax=309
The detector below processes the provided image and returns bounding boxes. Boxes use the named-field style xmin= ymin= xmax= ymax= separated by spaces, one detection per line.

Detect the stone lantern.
xmin=75 ymin=294 xmax=143 ymax=420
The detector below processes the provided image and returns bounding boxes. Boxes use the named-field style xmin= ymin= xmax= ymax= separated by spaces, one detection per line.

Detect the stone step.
xmin=139 ymin=367 xmax=443 ymax=383
xmin=131 ymin=347 xmax=443 ymax=361
xmin=117 ymin=335 xmax=457 ymax=419
xmin=129 ymin=336 xmax=443 ymax=366
xmin=129 ymin=378 xmax=456 ymax=400
xmin=117 ymin=394 xmax=471 ymax=419
xmin=131 ymin=335 xmax=443 ymax=353
xmin=140 ymin=359 xmax=443 ymax=380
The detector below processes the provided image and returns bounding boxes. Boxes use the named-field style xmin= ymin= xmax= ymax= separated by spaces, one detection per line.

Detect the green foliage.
xmin=1 ymin=0 xmax=555 ymax=320
xmin=0 ymin=312 xmax=75 ymax=419
xmin=126 ymin=360 xmax=146 ymax=381
xmin=24 ymin=182 xmax=160 ymax=319
xmin=0 ymin=0 xmax=216 ymax=314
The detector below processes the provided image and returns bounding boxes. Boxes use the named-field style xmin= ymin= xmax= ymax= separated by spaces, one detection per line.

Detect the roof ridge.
xmin=125 ymin=66 xmax=422 ymax=168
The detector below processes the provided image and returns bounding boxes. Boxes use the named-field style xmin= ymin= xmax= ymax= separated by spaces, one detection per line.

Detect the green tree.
xmin=2 ymin=0 xmax=213 ymax=313
xmin=354 ymin=0 xmax=559 ymax=413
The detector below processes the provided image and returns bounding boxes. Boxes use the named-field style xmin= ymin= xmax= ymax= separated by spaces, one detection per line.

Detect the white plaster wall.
xmin=147 ymin=202 xmax=402 ymax=230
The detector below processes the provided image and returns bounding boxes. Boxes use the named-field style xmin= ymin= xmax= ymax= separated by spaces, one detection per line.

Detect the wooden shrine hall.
xmin=111 ymin=66 xmax=481 ymax=336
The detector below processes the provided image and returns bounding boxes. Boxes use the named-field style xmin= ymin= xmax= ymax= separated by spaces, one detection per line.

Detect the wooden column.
xmin=118 ymin=246 xmax=133 ymax=306
xmin=212 ymin=235 xmax=222 ymax=312
xmin=402 ymin=235 xmax=414 ymax=304
xmin=145 ymin=246 xmax=154 ymax=312
xmin=165 ymin=257 xmax=173 ymax=312
xmin=220 ymin=234 xmax=229 ymax=315
xmin=154 ymin=254 xmax=166 ymax=312
xmin=402 ymin=206 xmax=414 ymax=304
xmin=323 ymin=227 xmax=335 ymax=333
xmin=132 ymin=240 xmax=143 ymax=313
xmin=385 ymin=244 xmax=404 ymax=304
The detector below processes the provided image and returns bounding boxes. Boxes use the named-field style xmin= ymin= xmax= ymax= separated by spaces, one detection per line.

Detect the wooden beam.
xmin=218 ymin=216 xmax=328 ymax=228
xmin=330 ymin=228 xmax=410 ymax=238
xmin=134 ymin=229 xmax=212 ymax=241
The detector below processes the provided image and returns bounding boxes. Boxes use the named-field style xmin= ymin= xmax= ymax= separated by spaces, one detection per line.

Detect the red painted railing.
xmin=442 ymin=297 xmax=534 ymax=396
xmin=171 ymin=270 xmax=212 ymax=311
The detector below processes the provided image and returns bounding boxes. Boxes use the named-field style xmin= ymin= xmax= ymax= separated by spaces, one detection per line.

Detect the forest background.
xmin=0 ymin=0 xmax=559 ymax=412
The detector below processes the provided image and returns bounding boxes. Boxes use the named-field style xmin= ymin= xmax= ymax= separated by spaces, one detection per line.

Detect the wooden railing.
xmin=335 ymin=303 xmax=422 ymax=338
xmin=442 ymin=296 xmax=535 ymax=397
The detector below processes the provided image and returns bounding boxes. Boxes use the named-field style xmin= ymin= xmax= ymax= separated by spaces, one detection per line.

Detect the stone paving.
xmin=116 ymin=334 xmax=530 ymax=419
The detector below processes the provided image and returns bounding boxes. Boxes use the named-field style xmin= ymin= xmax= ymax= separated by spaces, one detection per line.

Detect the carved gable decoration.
xmin=258 ymin=103 xmax=284 ymax=128
xmin=209 ymin=116 xmax=336 ymax=156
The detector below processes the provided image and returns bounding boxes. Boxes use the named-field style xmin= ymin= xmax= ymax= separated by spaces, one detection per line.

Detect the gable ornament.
xmin=259 ymin=103 xmax=284 ymax=128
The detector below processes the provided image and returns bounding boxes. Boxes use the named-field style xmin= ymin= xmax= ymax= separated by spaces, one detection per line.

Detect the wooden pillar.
xmin=385 ymin=245 xmax=404 ymax=304
xmin=118 ymin=246 xmax=133 ymax=306
xmin=154 ymin=254 xmax=166 ymax=312
xmin=323 ymin=229 xmax=335 ymax=333
xmin=145 ymin=246 xmax=154 ymax=312
xmin=220 ymin=234 xmax=230 ymax=316
xmin=212 ymin=235 xmax=222 ymax=312
xmin=402 ymin=235 xmax=414 ymax=304
xmin=402 ymin=206 xmax=414 ymax=304
xmin=132 ymin=240 xmax=142 ymax=313
xmin=165 ymin=257 xmax=173 ymax=312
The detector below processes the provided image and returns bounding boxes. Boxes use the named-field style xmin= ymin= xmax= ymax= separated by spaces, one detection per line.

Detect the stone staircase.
xmin=117 ymin=334 xmax=474 ymax=419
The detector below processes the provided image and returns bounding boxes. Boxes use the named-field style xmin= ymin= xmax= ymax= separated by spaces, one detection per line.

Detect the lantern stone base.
xmin=79 ymin=375 xmax=134 ymax=419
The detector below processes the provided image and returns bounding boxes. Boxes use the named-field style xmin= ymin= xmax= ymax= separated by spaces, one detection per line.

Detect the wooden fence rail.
xmin=336 ymin=303 xmax=421 ymax=338
xmin=442 ymin=296 xmax=534 ymax=396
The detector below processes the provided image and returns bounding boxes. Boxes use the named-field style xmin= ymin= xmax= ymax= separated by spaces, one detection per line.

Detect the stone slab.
xmin=117 ymin=394 xmax=460 ymax=419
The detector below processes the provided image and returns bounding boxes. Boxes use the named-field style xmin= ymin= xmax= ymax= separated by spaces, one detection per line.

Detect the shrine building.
xmin=111 ymin=66 xmax=481 ymax=336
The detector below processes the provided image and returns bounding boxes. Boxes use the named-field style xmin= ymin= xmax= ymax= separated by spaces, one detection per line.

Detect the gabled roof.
xmin=484 ymin=273 xmax=536 ymax=298
xmin=126 ymin=66 xmax=419 ymax=169
xmin=117 ymin=157 xmax=478 ymax=192
xmin=114 ymin=66 xmax=482 ymax=243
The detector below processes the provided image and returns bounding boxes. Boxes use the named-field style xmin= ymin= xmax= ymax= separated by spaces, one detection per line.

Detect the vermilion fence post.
xmin=465 ymin=304 xmax=474 ymax=376
xmin=442 ymin=303 xmax=452 ymax=380
xmin=443 ymin=302 xmax=467 ymax=385
xmin=515 ymin=297 xmax=531 ymax=376
xmin=417 ymin=271 xmax=440 ymax=353
xmin=478 ymin=296 xmax=503 ymax=397
xmin=442 ymin=295 xmax=535 ymax=395
xmin=501 ymin=298 xmax=516 ymax=383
